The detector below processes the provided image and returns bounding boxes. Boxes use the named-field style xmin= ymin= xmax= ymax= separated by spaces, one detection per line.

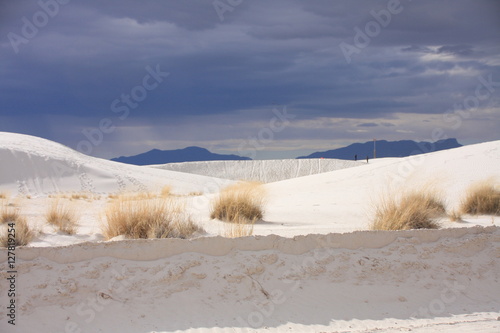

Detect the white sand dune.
xmin=153 ymin=158 xmax=362 ymax=183
xmin=0 ymin=133 xmax=499 ymax=332
xmin=262 ymin=141 xmax=500 ymax=235
xmin=0 ymin=132 xmax=233 ymax=196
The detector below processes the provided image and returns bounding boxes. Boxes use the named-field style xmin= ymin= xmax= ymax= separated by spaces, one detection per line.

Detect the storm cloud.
xmin=1 ymin=0 xmax=499 ymax=159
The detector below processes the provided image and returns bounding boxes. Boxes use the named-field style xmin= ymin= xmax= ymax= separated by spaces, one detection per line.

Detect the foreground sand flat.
xmin=1 ymin=227 xmax=499 ymax=332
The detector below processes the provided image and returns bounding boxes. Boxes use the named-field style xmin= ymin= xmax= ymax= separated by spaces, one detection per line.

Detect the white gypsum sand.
xmin=0 ymin=132 xmax=499 ymax=332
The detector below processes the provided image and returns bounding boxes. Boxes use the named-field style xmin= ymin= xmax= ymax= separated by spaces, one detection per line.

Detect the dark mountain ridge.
xmin=111 ymin=146 xmax=251 ymax=165
xmin=297 ymin=138 xmax=462 ymax=160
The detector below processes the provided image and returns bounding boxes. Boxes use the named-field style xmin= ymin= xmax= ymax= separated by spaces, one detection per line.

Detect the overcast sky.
xmin=1 ymin=0 xmax=499 ymax=159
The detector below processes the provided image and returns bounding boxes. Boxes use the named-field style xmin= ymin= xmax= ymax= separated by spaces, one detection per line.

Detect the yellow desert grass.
xmin=49 ymin=192 xmax=100 ymax=201
xmin=371 ymin=190 xmax=445 ymax=230
xmin=161 ymin=185 xmax=172 ymax=198
xmin=1 ymin=204 xmax=20 ymax=224
xmin=448 ymin=210 xmax=463 ymax=222
xmin=223 ymin=216 xmax=255 ymax=238
xmin=109 ymin=191 xmax=157 ymax=202
xmin=0 ymin=204 xmax=36 ymax=247
xmin=210 ymin=182 xmax=265 ymax=224
xmin=460 ymin=181 xmax=500 ymax=216
xmin=102 ymin=196 xmax=202 ymax=240
xmin=45 ymin=200 xmax=79 ymax=234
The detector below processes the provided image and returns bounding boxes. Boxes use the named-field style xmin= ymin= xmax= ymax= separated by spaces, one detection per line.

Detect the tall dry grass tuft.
xmin=0 ymin=203 xmax=36 ymax=247
xmin=1 ymin=205 xmax=20 ymax=224
xmin=102 ymin=197 xmax=202 ymax=240
xmin=223 ymin=215 xmax=255 ymax=238
xmin=210 ymin=182 xmax=265 ymax=224
xmin=46 ymin=200 xmax=79 ymax=235
xmin=460 ymin=181 xmax=500 ymax=216
xmin=371 ymin=190 xmax=445 ymax=230
xmin=161 ymin=185 xmax=172 ymax=198
xmin=448 ymin=210 xmax=463 ymax=222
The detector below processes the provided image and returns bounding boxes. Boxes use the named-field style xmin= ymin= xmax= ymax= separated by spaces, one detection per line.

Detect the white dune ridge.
xmin=0 ymin=132 xmax=499 ymax=332
xmin=0 ymin=132 xmax=233 ymax=195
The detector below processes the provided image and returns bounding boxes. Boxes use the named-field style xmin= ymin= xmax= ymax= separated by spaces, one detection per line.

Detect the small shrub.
xmin=371 ymin=190 xmax=445 ymax=230
xmin=0 ymin=214 xmax=36 ymax=247
xmin=460 ymin=182 xmax=500 ymax=216
xmin=71 ymin=193 xmax=88 ymax=200
xmin=103 ymin=197 xmax=202 ymax=240
xmin=161 ymin=186 xmax=172 ymax=198
xmin=210 ymin=182 xmax=265 ymax=224
xmin=46 ymin=200 xmax=79 ymax=235
xmin=448 ymin=210 xmax=463 ymax=222
xmin=108 ymin=193 xmax=119 ymax=200
xmin=1 ymin=205 xmax=20 ymax=224
xmin=0 ymin=192 xmax=7 ymax=200
xmin=117 ymin=192 xmax=157 ymax=201
xmin=49 ymin=192 xmax=96 ymax=201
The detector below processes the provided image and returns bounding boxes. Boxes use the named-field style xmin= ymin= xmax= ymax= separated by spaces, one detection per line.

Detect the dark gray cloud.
xmin=0 ymin=0 xmax=499 ymax=159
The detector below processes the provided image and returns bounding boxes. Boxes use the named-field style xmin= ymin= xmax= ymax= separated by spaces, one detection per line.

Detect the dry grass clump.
xmin=102 ymin=197 xmax=202 ymax=240
xmin=108 ymin=193 xmax=119 ymax=200
xmin=1 ymin=205 xmax=20 ymax=224
xmin=210 ymin=182 xmax=265 ymax=224
xmin=371 ymin=190 xmax=446 ymax=230
xmin=0 ymin=204 xmax=36 ymax=247
xmin=0 ymin=217 xmax=36 ymax=247
xmin=161 ymin=186 xmax=172 ymax=198
xmin=460 ymin=181 xmax=500 ymax=216
xmin=70 ymin=192 xmax=89 ymax=200
xmin=49 ymin=192 xmax=100 ymax=201
xmin=0 ymin=191 xmax=9 ymax=200
xmin=223 ymin=217 xmax=255 ymax=238
xmin=448 ymin=210 xmax=463 ymax=222
xmin=45 ymin=200 xmax=79 ymax=235
xmin=70 ymin=192 xmax=100 ymax=201
xmin=113 ymin=192 xmax=158 ymax=201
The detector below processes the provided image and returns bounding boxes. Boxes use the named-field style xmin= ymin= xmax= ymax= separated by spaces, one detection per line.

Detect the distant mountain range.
xmin=111 ymin=146 xmax=251 ymax=166
xmin=297 ymin=139 xmax=462 ymax=160
xmin=111 ymin=139 xmax=462 ymax=165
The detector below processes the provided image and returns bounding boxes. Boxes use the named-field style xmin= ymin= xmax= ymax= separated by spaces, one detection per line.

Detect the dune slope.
xmin=263 ymin=140 xmax=500 ymax=234
xmin=0 ymin=132 xmax=232 ymax=195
